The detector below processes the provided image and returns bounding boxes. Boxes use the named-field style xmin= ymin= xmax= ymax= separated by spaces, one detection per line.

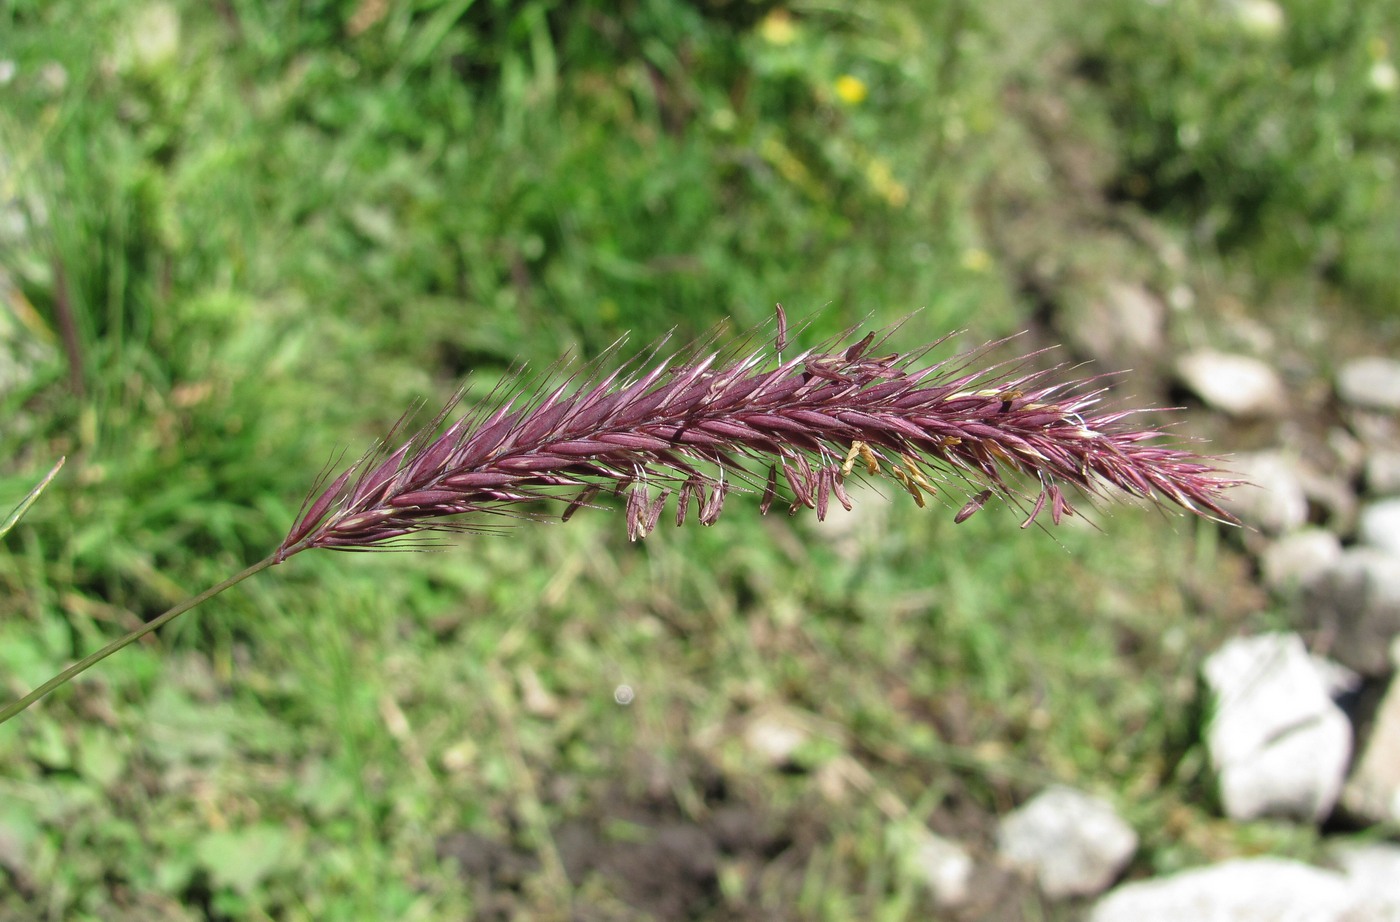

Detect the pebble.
xmin=1341 ymin=672 xmax=1400 ymax=825
xmin=743 ymin=711 xmax=810 ymax=769
xmin=1338 ymin=357 xmax=1400 ymax=412
xmin=1304 ymin=548 xmax=1400 ymax=677
xmin=997 ymin=786 xmax=1138 ymax=899
xmin=1176 ymin=350 xmax=1287 ymax=417
xmin=1260 ymin=528 xmax=1342 ymax=594
xmin=1220 ymin=452 xmax=1309 ymax=535
xmin=910 ymin=829 xmax=975 ymax=909
xmin=1365 ymin=449 xmax=1400 ymax=496
xmin=1202 ymin=633 xmax=1351 ymax=822
xmin=1330 ymin=842 xmax=1400 ymax=910
xmin=1089 ymin=858 xmax=1360 ymax=922
xmin=1061 ymin=280 xmax=1167 ymax=364
xmin=1357 ymin=498 xmax=1400 ymax=557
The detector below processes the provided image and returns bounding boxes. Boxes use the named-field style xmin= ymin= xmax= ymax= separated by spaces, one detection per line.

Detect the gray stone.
xmin=1297 ymin=465 xmax=1358 ymax=533
xmin=1358 ymin=499 xmax=1400 ymax=557
xmin=996 ymin=785 xmax=1138 ymax=899
xmin=1304 ymin=549 xmax=1400 ymax=677
xmin=1220 ymin=452 xmax=1309 ymax=535
xmin=1066 ymin=280 xmax=1167 ymax=364
xmin=1177 ymin=350 xmax=1288 ymax=417
xmin=1352 ymin=411 xmax=1400 ymax=453
xmin=1342 ymin=673 xmax=1400 ymax=824
xmin=1339 ymin=357 xmax=1400 ymax=413
xmin=1202 ymin=633 xmax=1351 ymax=822
xmin=1088 ymin=858 xmax=1358 ymax=922
xmin=1366 ymin=450 xmax=1400 ymax=496
xmin=1261 ymin=528 xmax=1343 ymax=595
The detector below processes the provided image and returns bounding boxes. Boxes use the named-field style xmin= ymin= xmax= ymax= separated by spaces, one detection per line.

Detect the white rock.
xmin=1202 ymin=633 xmax=1351 ymax=821
xmin=1339 ymin=357 xmax=1400 ymax=413
xmin=1088 ymin=858 xmax=1358 ymax=922
xmin=743 ymin=711 xmax=809 ymax=768
xmin=1220 ymin=452 xmax=1309 ymax=535
xmin=997 ymin=786 xmax=1138 ymax=899
xmin=1332 ymin=842 xmax=1400 ymax=909
xmin=1177 ymin=350 xmax=1287 ymax=417
xmin=1304 ymin=549 xmax=1400 ymax=677
xmin=1308 ymin=655 xmax=1362 ymax=702
xmin=909 ymin=829 xmax=974 ymax=909
xmin=1261 ymin=528 xmax=1342 ymax=594
xmin=1358 ymin=498 xmax=1400 ymax=557
xmin=1342 ymin=673 xmax=1400 ymax=824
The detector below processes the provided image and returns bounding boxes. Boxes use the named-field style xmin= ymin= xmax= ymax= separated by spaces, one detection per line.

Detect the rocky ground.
xmin=949 ymin=71 xmax=1400 ymax=921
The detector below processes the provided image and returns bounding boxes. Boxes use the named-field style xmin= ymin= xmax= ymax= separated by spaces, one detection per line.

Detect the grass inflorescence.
xmin=281 ymin=323 xmax=1236 ymax=560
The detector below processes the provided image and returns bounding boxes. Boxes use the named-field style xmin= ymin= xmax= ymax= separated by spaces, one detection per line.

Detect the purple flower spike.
xmin=277 ymin=325 xmax=1239 ymax=559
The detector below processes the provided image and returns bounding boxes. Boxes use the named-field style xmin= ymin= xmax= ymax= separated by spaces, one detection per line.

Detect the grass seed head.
xmin=276 ymin=327 xmax=1240 ymax=559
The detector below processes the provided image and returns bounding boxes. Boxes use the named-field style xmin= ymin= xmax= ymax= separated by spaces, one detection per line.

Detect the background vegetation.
xmin=2 ymin=1 xmax=1396 ymax=919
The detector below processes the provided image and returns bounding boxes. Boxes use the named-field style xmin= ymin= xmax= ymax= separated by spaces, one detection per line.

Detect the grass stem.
xmin=0 ymin=554 xmax=280 ymax=724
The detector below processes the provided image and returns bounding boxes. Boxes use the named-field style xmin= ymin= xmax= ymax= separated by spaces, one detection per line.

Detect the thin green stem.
xmin=0 ymin=554 xmax=281 ymax=725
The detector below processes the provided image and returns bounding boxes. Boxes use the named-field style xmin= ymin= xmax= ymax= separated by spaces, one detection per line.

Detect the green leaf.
xmin=26 ymin=721 xmax=71 ymax=770
xmin=75 ymin=726 xmax=127 ymax=789
xmin=195 ymin=824 xmax=294 ymax=896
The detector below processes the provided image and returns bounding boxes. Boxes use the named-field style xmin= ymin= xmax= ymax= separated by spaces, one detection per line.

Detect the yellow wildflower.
xmin=834 ymin=74 xmax=868 ymax=105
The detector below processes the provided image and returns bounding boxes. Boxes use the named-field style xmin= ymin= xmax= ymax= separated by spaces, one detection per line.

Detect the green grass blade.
xmin=0 ymin=456 xmax=65 ymax=539
xmin=0 ymin=553 xmax=280 ymax=724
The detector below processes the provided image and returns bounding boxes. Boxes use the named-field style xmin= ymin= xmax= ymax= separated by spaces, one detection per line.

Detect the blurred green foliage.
xmin=1082 ymin=0 xmax=1400 ymax=306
